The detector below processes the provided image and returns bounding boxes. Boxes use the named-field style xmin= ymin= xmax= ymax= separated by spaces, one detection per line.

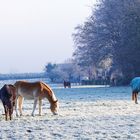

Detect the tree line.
xmin=45 ymin=0 xmax=140 ymax=85
xmin=0 ymin=73 xmax=45 ymax=81
xmin=72 ymin=0 xmax=140 ymax=85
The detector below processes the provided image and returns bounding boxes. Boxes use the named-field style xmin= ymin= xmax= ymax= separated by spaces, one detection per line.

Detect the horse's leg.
xmin=39 ymin=99 xmax=42 ymax=116
xmin=6 ymin=107 xmax=9 ymax=121
xmin=135 ymin=92 xmax=138 ymax=104
xmin=31 ymin=97 xmax=38 ymax=116
xmin=9 ymin=108 xmax=13 ymax=120
xmin=18 ymin=96 xmax=24 ymax=116
xmin=15 ymin=96 xmax=19 ymax=117
xmin=4 ymin=105 xmax=8 ymax=121
xmin=8 ymin=102 xmax=13 ymax=120
xmin=132 ymin=92 xmax=135 ymax=101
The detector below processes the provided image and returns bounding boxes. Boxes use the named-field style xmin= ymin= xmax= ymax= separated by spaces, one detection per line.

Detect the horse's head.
xmin=50 ymin=100 xmax=59 ymax=115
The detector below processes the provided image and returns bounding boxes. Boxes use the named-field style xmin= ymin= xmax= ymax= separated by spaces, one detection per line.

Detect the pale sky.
xmin=0 ymin=0 xmax=96 ymax=74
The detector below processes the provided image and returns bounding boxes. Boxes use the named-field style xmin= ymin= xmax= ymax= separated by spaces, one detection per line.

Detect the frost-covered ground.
xmin=0 ymin=82 xmax=140 ymax=140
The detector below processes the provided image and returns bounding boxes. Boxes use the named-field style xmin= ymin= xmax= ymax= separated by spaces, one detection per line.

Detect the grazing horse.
xmin=64 ymin=81 xmax=71 ymax=88
xmin=0 ymin=84 xmax=16 ymax=120
xmin=14 ymin=81 xmax=59 ymax=116
xmin=130 ymin=77 xmax=140 ymax=104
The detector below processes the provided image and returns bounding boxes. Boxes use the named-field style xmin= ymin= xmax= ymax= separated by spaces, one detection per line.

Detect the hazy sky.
xmin=0 ymin=0 xmax=96 ymax=74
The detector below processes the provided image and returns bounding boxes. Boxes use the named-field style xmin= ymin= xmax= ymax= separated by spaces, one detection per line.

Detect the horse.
xmin=14 ymin=81 xmax=59 ymax=116
xmin=0 ymin=84 xmax=16 ymax=120
xmin=130 ymin=77 xmax=140 ymax=104
xmin=64 ymin=80 xmax=71 ymax=88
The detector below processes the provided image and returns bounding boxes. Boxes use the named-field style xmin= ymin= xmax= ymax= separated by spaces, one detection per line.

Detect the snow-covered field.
xmin=0 ymin=81 xmax=139 ymax=140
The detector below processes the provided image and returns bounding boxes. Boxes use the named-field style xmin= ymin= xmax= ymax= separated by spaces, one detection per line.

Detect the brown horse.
xmin=64 ymin=80 xmax=71 ymax=88
xmin=14 ymin=81 xmax=59 ymax=116
xmin=0 ymin=84 xmax=16 ymax=120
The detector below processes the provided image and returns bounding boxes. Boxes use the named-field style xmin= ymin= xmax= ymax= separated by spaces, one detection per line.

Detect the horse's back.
xmin=0 ymin=85 xmax=10 ymax=99
xmin=14 ymin=81 xmax=54 ymax=99
xmin=14 ymin=81 xmax=42 ymax=98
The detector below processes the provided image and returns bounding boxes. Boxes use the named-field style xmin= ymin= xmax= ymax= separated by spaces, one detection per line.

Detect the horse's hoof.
xmin=53 ymin=112 xmax=58 ymax=115
xmin=31 ymin=114 xmax=35 ymax=117
xmin=16 ymin=114 xmax=19 ymax=117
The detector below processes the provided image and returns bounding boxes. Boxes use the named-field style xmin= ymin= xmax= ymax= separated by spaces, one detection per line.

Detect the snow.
xmin=0 ymin=84 xmax=139 ymax=140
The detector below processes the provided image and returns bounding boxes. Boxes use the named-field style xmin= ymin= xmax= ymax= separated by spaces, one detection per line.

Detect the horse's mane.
xmin=41 ymin=82 xmax=53 ymax=95
xmin=40 ymin=82 xmax=57 ymax=102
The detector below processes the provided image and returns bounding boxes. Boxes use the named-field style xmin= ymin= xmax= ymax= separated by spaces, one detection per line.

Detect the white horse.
xmin=14 ymin=81 xmax=59 ymax=116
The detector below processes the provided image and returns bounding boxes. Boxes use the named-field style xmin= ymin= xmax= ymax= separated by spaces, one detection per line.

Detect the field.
xmin=0 ymin=80 xmax=139 ymax=140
